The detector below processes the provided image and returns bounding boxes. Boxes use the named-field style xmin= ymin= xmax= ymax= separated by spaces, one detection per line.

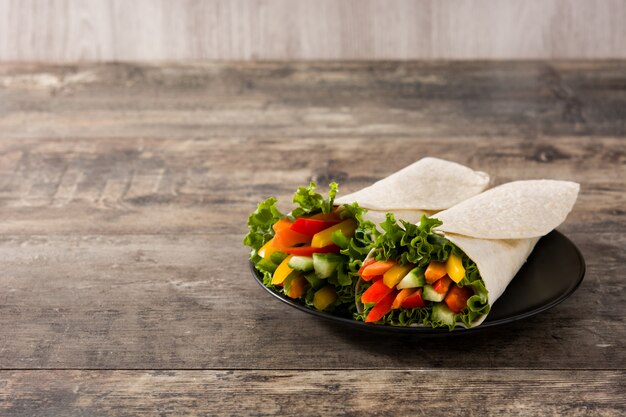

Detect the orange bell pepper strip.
xmin=358 ymin=259 xmax=376 ymax=277
xmin=425 ymin=261 xmax=447 ymax=284
xmin=272 ymin=218 xmax=293 ymax=233
xmin=286 ymin=275 xmax=308 ymax=299
xmin=272 ymin=228 xmax=310 ymax=249
xmin=444 ymin=285 xmax=473 ymax=313
xmin=360 ymin=260 xmax=397 ymax=280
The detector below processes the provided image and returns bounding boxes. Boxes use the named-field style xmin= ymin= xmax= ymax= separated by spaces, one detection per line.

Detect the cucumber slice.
xmin=432 ymin=303 xmax=456 ymax=326
xmin=422 ymin=285 xmax=446 ymax=302
xmin=288 ymin=255 xmax=314 ymax=272
xmin=313 ymin=253 xmax=343 ymax=279
xmin=396 ymin=267 xmax=426 ymax=289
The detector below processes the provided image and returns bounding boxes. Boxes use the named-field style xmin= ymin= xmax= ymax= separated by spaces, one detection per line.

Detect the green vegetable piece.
xmin=331 ymin=230 xmax=350 ymax=249
xmin=422 ymin=285 xmax=446 ymax=302
xmin=432 ymin=303 xmax=456 ymax=327
xmin=304 ymin=273 xmax=324 ymax=290
xmin=396 ymin=267 xmax=426 ymax=289
xmin=270 ymin=251 xmax=288 ymax=265
xmin=288 ymin=256 xmax=314 ymax=272
xmin=312 ymin=253 xmax=343 ymax=279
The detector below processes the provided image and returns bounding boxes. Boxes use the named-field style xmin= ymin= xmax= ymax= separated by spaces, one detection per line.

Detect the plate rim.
xmin=249 ymin=230 xmax=586 ymax=335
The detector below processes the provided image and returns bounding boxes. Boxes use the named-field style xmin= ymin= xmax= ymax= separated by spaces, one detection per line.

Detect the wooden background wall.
xmin=1 ymin=0 xmax=625 ymax=61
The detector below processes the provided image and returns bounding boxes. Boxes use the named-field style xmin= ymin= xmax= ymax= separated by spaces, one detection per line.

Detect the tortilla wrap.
xmin=334 ymin=157 xmax=490 ymax=225
xmin=434 ymin=180 xmax=580 ymax=325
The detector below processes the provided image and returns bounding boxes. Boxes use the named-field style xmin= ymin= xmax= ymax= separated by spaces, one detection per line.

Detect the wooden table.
xmin=0 ymin=62 xmax=624 ymax=416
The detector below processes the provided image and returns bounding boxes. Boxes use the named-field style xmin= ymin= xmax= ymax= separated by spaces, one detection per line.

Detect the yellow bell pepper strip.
xmin=311 ymin=219 xmax=357 ymax=248
xmin=286 ymin=275 xmax=308 ymax=299
xmin=272 ymin=255 xmax=295 ymax=285
xmin=258 ymin=238 xmax=280 ymax=260
xmin=313 ymin=285 xmax=338 ymax=311
xmin=424 ymin=261 xmax=447 ymax=284
xmin=383 ymin=263 xmax=415 ymax=288
xmin=445 ymin=254 xmax=466 ymax=283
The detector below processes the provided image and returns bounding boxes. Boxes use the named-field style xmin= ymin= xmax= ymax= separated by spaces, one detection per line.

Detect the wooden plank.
xmin=0 ymin=62 xmax=625 ymax=139
xmin=0 ymin=232 xmax=623 ymax=370
xmin=1 ymin=1 xmax=626 ymax=60
xmin=1 ymin=370 xmax=624 ymax=416
xmin=0 ymin=136 xmax=624 ymax=235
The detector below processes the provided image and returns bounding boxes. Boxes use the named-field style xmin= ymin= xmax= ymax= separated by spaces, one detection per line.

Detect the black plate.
xmin=250 ymin=230 xmax=585 ymax=334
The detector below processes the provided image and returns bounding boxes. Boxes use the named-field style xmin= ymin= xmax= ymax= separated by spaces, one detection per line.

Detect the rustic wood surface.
xmin=2 ymin=0 xmax=626 ymax=61
xmin=0 ymin=62 xmax=624 ymax=415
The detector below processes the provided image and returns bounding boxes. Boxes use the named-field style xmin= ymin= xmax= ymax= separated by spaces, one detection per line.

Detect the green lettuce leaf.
xmin=243 ymin=197 xmax=285 ymax=288
xmin=291 ymin=182 xmax=338 ymax=217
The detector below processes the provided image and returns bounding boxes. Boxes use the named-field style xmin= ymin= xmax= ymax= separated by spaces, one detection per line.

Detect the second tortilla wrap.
xmin=434 ymin=179 xmax=580 ymax=325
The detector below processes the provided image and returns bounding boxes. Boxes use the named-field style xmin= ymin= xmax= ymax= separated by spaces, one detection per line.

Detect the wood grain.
xmin=1 ymin=0 xmax=626 ymax=61
xmin=1 ymin=370 xmax=625 ymax=416
xmin=0 ymin=62 xmax=624 ymax=413
xmin=1 ymin=61 xmax=625 ymax=139
xmin=0 ymin=136 xmax=624 ymax=235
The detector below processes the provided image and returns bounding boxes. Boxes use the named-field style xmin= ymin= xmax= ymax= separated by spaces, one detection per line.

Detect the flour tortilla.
xmin=334 ymin=157 xmax=490 ymax=224
xmin=434 ymin=180 xmax=579 ymax=326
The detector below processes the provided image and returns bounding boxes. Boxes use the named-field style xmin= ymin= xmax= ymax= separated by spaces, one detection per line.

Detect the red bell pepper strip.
xmin=281 ymin=244 xmax=340 ymax=256
xmin=444 ymin=285 xmax=473 ymax=313
xmin=361 ymin=279 xmax=394 ymax=304
xmin=365 ymin=290 xmax=398 ymax=323
xmin=400 ymin=288 xmax=426 ymax=309
xmin=290 ymin=218 xmax=340 ymax=236
xmin=432 ymin=275 xmax=453 ymax=295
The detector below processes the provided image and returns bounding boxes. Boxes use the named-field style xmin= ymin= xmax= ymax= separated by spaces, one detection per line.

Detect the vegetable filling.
xmin=244 ymin=183 xmax=378 ymax=316
xmin=355 ymin=214 xmax=490 ymax=329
